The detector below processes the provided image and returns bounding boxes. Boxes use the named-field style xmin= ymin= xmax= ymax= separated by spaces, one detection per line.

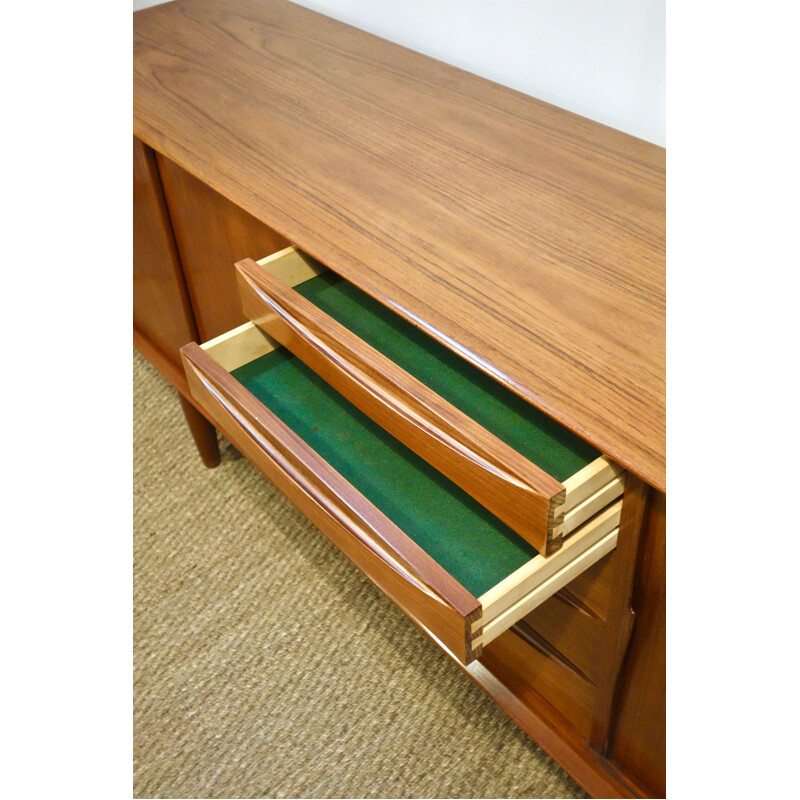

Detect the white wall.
xmin=134 ymin=0 xmax=665 ymax=146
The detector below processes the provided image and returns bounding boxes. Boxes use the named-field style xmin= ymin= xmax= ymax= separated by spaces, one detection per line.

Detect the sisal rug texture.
xmin=133 ymin=349 xmax=588 ymax=799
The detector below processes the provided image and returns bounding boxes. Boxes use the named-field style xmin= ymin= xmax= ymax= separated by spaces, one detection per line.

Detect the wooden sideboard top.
xmin=133 ymin=0 xmax=665 ymax=491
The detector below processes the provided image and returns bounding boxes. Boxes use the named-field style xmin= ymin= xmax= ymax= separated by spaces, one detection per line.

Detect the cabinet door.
xmin=155 ymin=154 xmax=290 ymax=342
xmin=133 ymin=136 xmax=198 ymax=388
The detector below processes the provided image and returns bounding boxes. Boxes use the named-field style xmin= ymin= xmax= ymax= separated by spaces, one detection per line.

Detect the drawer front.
xmin=181 ymin=342 xmax=482 ymax=664
xmin=561 ymin=551 xmax=616 ymax=622
xmin=233 ymin=248 xmax=625 ymax=559
xmin=481 ymin=625 xmax=596 ymax=739
xmin=520 ymin=591 xmax=606 ymax=686
xmin=516 ymin=550 xmax=617 ymax=685
xmin=235 ymin=254 xmax=565 ymax=555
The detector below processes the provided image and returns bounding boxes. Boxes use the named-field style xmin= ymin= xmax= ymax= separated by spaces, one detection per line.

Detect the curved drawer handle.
xmin=236 ymin=257 xmax=565 ymax=555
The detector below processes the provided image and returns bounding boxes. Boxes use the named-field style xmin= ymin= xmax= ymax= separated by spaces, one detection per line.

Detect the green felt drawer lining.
xmin=232 ymin=349 xmax=538 ymax=597
xmin=292 ymin=272 xmax=599 ymax=483
xmin=230 ymin=270 xmax=601 ymax=597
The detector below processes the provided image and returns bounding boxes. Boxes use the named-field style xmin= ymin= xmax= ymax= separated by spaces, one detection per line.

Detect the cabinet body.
xmin=132 ymin=145 xmax=666 ymax=796
xmin=133 ymin=2 xmax=665 ymax=795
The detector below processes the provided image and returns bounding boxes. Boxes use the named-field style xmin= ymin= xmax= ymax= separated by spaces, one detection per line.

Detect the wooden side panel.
xmin=563 ymin=456 xmax=624 ymax=515
xmin=133 ymin=136 xmax=198 ymax=373
xmin=156 ymin=153 xmax=290 ymax=342
xmin=608 ymin=491 xmax=666 ymax=798
xmin=133 ymin=136 xmax=220 ymax=466
xmin=235 ymin=257 xmax=564 ymax=555
xmin=180 ymin=343 xmax=482 ymax=664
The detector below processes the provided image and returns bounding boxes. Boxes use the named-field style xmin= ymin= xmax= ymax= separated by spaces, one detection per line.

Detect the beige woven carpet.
xmin=133 ymin=349 xmax=588 ymax=799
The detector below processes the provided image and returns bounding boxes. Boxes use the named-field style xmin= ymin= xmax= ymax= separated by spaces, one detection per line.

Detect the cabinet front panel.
xmin=481 ymin=627 xmax=596 ymax=739
xmin=133 ymin=137 xmax=197 ymax=367
xmin=560 ymin=551 xmax=616 ymax=623
xmin=521 ymin=592 xmax=605 ymax=686
xmin=156 ymin=154 xmax=290 ymax=342
xmin=609 ymin=490 xmax=666 ymax=798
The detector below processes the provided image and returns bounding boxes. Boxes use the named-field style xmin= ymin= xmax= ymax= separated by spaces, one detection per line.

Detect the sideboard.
xmin=133 ymin=1 xmax=665 ymax=796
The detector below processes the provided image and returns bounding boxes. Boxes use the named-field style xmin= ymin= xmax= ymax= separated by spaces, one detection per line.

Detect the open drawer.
xmin=233 ymin=248 xmax=624 ymax=556
xmin=180 ymin=248 xmax=625 ymax=665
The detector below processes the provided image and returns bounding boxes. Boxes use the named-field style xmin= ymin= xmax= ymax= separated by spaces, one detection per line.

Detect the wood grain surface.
xmin=156 ymin=153 xmax=291 ymax=341
xmin=132 ymin=136 xmax=198 ymax=366
xmin=181 ymin=342 xmax=483 ymax=664
xmin=590 ymin=474 xmax=650 ymax=755
xmin=235 ymin=257 xmax=565 ymax=555
xmin=607 ymin=490 xmax=666 ymax=798
xmin=133 ymin=0 xmax=666 ymax=491
xmin=133 ymin=135 xmax=221 ymax=466
xmin=521 ymin=592 xmax=606 ymax=686
xmin=561 ymin=551 xmax=616 ymax=622
xmin=481 ymin=626 xmax=596 ymax=742
xmin=465 ymin=634 xmax=641 ymax=799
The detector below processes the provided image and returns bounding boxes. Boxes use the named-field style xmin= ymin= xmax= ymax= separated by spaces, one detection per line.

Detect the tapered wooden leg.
xmin=178 ymin=393 xmax=220 ymax=467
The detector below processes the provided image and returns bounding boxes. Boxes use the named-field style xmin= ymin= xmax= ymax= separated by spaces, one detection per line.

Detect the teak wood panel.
xmin=561 ymin=551 xmax=616 ymax=623
xmin=481 ymin=627 xmax=595 ymax=740
xmin=590 ymin=474 xmax=650 ymax=756
xmin=156 ymin=152 xmax=290 ymax=342
xmin=133 ymin=135 xmax=222 ymax=466
xmin=464 ymin=637 xmax=640 ymax=799
xmin=132 ymin=136 xmax=198 ymax=367
xmin=235 ymin=256 xmax=565 ymax=555
xmin=608 ymin=490 xmax=666 ymax=798
xmin=521 ymin=592 xmax=606 ymax=686
xmin=133 ymin=0 xmax=666 ymax=491
xmin=180 ymin=342 xmax=482 ymax=664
